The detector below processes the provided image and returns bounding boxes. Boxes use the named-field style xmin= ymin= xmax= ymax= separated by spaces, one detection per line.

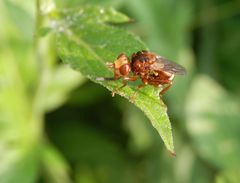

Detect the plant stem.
xmin=32 ymin=0 xmax=46 ymax=137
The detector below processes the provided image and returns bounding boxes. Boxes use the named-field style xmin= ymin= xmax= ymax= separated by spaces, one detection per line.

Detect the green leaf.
xmin=52 ymin=7 xmax=175 ymax=153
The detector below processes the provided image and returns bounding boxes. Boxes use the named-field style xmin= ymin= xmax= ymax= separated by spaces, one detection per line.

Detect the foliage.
xmin=0 ymin=0 xmax=240 ymax=183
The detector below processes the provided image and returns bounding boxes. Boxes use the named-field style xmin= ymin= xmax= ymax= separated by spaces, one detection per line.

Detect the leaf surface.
xmin=53 ymin=7 xmax=175 ymax=153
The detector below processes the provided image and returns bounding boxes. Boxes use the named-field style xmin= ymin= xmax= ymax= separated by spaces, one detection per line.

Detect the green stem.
xmin=32 ymin=0 xmax=46 ymax=137
xmin=35 ymin=0 xmax=44 ymax=71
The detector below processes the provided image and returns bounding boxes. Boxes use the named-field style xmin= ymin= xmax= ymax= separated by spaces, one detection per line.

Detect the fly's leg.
xmin=129 ymin=83 xmax=147 ymax=102
xmin=148 ymin=78 xmax=173 ymax=97
xmin=144 ymin=78 xmax=173 ymax=104
xmin=159 ymin=82 xmax=173 ymax=96
xmin=106 ymin=62 xmax=114 ymax=68
xmin=112 ymin=75 xmax=137 ymax=97
xmin=96 ymin=62 xmax=121 ymax=82
xmin=111 ymin=80 xmax=126 ymax=97
xmin=130 ymin=78 xmax=148 ymax=102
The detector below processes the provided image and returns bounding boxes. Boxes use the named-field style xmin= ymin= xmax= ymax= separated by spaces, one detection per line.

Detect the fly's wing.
xmin=150 ymin=56 xmax=186 ymax=75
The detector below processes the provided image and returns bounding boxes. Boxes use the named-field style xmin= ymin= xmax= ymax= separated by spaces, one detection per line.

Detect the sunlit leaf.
xmin=52 ymin=6 xmax=175 ymax=153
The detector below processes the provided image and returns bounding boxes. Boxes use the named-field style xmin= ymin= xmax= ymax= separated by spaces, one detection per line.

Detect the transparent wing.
xmin=150 ymin=56 xmax=186 ymax=75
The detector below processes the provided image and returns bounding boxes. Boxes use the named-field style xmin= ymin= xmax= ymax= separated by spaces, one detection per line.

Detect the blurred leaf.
xmin=216 ymin=169 xmax=240 ymax=183
xmin=0 ymin=146 xmax=39 ymax=183
xmin=42 ymin=143 xmax=72 ymax=183
xmin=0 ymin=1 xmax=79 ymax=182
xmin=0 ymin=40 xmax=39 ymax=183
xmin=193 ymin=1 xmax=240 ymax=94
xmin=53 ymin=6 xmax=175 ymax=153
xmin=185 ymin=75 xmax=240 ymax=169
xmin=0 ymin=0 xmax=38 ymax=92
xmin=45 ymin=65 xmax=85 ymax=111
xmin=173 ymin=145 xmax=212 ymax=183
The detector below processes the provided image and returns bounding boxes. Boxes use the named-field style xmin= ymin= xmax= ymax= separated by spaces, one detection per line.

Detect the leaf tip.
xmin=128 ymin=18 xmax=135 ymax=23
xmin=170 ymin=151 xmax=177 ymax=157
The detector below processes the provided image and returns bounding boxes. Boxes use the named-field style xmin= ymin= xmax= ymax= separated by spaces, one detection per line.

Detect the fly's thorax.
xmin=132 ymin=52 xmax=156 ymax=63
xmin=131 ymin=60 xmax=143 ymax=73
xmin=131 ymin=51 xmax=156 ymax=73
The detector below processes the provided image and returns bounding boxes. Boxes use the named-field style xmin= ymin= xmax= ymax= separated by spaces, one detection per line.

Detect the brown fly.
xmin=96 ymin=50 xmax=186 ymax=98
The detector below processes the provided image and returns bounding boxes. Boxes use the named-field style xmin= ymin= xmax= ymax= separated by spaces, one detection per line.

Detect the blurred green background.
xmin=0 ymin=0 xmax=240 ymax=183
